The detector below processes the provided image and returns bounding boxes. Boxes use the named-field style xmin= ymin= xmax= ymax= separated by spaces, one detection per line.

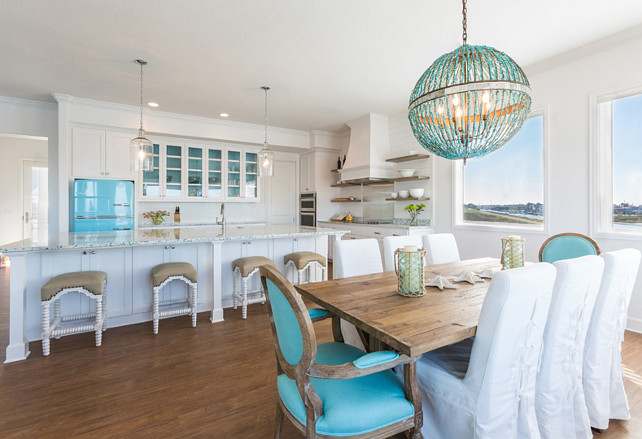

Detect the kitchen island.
xmin=1 ymin=225 xmax=346 ymax=363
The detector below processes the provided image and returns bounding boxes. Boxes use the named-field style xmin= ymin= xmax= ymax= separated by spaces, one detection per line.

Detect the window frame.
xmin=452 ymin=109 xmax=550 ymax=234
xmin=592 ymin=86 xmax=642 ymax=239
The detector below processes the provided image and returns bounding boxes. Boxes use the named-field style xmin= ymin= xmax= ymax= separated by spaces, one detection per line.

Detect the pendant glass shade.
xmin=258 ymin=145 xmax=274 ymax=177
xmin=131 ymin=130 xmax=154 ymax=172
xmin=408 ymin=44 xmax=531 ymax=161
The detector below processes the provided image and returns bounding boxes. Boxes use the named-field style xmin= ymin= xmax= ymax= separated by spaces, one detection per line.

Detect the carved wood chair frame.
xmin=259 ymin=265 xmax=423 ymax=439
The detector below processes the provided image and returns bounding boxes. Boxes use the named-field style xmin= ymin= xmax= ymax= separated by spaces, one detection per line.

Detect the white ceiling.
xmin=2 ymin=0 xmax=642 ymax=132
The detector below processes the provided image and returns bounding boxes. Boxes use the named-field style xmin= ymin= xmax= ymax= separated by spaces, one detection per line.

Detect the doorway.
xmin=265 ymin=160 xmax=297 ymax=224
xmin=22 ymin=160 xmax=48 ymax=242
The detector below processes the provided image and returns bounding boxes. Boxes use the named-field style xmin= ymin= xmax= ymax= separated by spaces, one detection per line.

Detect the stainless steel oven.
xmin=300 ymin=193 xmax=316 ymax=226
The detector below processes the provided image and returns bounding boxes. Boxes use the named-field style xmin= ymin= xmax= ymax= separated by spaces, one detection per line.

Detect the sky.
xmin=613 ymin=93 xmax=642 ymax=205
xmin=464 ymin=115 xmax=543 ymax=205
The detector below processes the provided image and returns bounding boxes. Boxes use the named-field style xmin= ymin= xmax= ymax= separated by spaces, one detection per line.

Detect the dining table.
xmin=295 ymin=257 xmax=502 ymax=439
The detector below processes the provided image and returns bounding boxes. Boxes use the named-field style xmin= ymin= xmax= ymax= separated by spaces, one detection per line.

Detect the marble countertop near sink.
xmin=0 ymin=224 xmax=346 ymax=253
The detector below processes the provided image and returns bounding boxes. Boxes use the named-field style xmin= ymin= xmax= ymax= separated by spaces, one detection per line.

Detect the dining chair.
xmin=535 ymin=255 xmax=605 ymax=439
xmin=382 ymin=235 xmax=424 ymax=272
xmin=334 ymin=238 xmax=383 ymax=278
xmin=412 ymin=263 xmax=556 ymax=438
xmin=422 ymin=233 xmax=461 ymax=265
xmin=538 ymin=232 xmax=600 ymax=263
xmin=259 ymin=265 xmax=422 ymax=439
xmin=333 ymin=239 xmax=384 ymax=349
xmin=583 ymin=248 xmax=641 ymax=430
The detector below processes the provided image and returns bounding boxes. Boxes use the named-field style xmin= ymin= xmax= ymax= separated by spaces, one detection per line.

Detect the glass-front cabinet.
xmin=139 ymin=140 xmax=259 ymax=202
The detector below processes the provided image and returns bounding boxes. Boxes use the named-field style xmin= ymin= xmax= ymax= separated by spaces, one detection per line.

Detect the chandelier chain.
xmin=462 ymin=0 xmax=468 ymax=45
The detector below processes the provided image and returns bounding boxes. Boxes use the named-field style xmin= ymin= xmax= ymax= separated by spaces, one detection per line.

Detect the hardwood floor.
xmin=0 ymin=265 xmax=641 ymax=438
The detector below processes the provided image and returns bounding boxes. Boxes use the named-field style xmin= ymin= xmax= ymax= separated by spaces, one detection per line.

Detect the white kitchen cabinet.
xmin=72 ymin=127 xmax=136 ymax=180
xmin=300 ymin=153 xmax=315 ymax=192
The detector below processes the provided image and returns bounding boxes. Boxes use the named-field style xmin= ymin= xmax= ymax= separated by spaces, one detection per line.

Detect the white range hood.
xmin=338 ymin=113 xmax=395 ymax=183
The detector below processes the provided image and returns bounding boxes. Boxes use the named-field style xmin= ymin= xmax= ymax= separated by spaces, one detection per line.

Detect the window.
xmin=458 ymin=114 xmax=545 ymax=227
xmin=596 ymin=92 xmax=642 ymax=233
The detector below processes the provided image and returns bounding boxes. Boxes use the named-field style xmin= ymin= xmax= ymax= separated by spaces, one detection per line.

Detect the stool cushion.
xmin=152 ymin=262 xmax=197 ymax=287
xmin=232 ymin=256 xmax=277 ymax=277
xmin=41 ymin=271 xmax=107 ymax=301
xmin=284 ymin=252 xmax=327 ymax=270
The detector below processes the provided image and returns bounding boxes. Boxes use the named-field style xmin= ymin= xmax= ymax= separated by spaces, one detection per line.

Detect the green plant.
xmin=143 ymin=210 xmax=171 ymax=225
xmin=404 ymin=203 xmax=426 ymax=226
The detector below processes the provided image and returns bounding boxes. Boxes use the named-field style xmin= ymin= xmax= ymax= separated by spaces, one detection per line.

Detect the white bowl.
xmin=409 ymin=188 xmax=424 ymax=198
xmin=390 ymin=192 xmax=398 ymax=199
xmin=398 ymin=169 xmax=415 ymax=178
xmin=398 ymin=190 xmax=409 ymax=198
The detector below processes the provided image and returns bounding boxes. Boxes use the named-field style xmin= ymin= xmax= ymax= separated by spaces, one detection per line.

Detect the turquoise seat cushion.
xmin=277 ymin=342 xmax=414 ymax=437
xmin=541 ymin=236 xmax=598 ymax=263
xmin=308 ymin=308 xmax=329 ymax=319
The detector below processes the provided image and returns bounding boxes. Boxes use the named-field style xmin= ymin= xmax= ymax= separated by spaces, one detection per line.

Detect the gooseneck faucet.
xmin=217 ymin=203 xmax=226 ymax=232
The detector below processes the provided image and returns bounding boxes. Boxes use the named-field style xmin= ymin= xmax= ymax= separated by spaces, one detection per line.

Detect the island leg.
xmin=5 ymin=254 xmax=31 ymax=363
xmin=210 ymin=242 xmax=224 ymax=323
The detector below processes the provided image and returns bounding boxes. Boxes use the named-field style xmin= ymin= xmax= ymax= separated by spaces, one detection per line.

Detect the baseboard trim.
xmin=626 ymin=316 xmax=642 ymax=334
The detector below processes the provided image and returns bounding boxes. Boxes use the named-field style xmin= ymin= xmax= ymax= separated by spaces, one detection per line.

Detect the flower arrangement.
xmin=143 ymin=210 xmax=171 ymax=225
xmin=404 ymin=203 xmax=426 ymax=226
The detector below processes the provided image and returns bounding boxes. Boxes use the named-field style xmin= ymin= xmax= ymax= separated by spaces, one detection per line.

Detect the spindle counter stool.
xmin=232 ymin=256 xmax=277 ymax=319
xmin=284 ymin=251 xmax=327 ymax=285
xmin=151 ymin=262 xmax=198 ymax=334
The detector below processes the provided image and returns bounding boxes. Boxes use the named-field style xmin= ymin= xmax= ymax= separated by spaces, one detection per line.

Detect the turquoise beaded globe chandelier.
xmin=408 ymin=0 xmax=531 ymax=162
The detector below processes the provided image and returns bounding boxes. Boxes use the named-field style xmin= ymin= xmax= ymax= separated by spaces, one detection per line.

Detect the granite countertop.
xmin=317 ymin=221 xmax=432 ymax=230
xmin=0 ymin=225 xmax=346 ymax=253
xmin=138 ymin=221 xmax=267 ymax=229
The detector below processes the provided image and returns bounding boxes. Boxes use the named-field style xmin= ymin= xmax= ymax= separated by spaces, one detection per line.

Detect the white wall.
xmin=0 ymin=135 xmax=48 ymax=245
xmin=430 ymin=27 xmax=642 ymax=332
xmin=0 ymin=97 xmax=58 ymax=236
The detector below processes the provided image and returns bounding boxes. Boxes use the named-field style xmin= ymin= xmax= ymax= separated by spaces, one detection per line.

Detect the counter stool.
xmin=232 ymin=256 xmax=277 ymax=319
xmin=151 ymin=262 xmax=198 ymax=334
xmin=41 ymin=271 xmax=108 ymax=357
xmin=284 ymin=251 xmax=328 ymax=285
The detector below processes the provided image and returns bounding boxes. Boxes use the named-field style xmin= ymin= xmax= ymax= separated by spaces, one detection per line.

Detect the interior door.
xmin=267 ymin=160 xmax=297 ymax=224
xmin=22 ymin=160 xmax=48 ymax=241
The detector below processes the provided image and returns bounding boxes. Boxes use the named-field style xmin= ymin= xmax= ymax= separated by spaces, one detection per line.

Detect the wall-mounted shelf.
xmin=385 ymin=197 xmax=430 ymax=201
xmin=331 ymin=169 xmax=340 ymax=173
xmin=331 ymin=182 xmax=358 ymax=187
xmin=331 ymin=198 xmax=361 ymax=202
xmin=385 ymin=154 xmax=430 ymax=163
xmin=390 ymin=176 xmax=430 ymax=182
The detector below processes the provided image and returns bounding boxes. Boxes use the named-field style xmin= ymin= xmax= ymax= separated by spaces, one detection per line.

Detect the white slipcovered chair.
xmin=333 ymin=239 xmax=383 ymax=350
xmin=583 ymin=248 xmax=641 ymax=430
xmin=382 ymin=235 xmax=424 ymax=272
xmin=535 ymin=255 xmax=605 ymax=439
xmin=411 ymin=263 xmax=556 ymax=438
xmin=422 ymin=233 xmax=461 ymax=265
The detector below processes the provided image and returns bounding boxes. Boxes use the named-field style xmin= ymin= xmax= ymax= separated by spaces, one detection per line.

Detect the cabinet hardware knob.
xmin=374 ymin=232 xmax=381 ymax=235
xmin=171 ymin=245 xmax=176 ymax=249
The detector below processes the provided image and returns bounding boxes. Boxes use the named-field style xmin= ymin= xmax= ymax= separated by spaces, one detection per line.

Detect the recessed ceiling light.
xmin=147 ymin=102 xmax=159 ymax=107
xmin=219 ymin=113 xmax=229 ymax=118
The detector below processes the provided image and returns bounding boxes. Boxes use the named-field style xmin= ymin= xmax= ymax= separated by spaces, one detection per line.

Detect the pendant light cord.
xmin=263 ymin=86 xmax=270 ymax=146
xmin=462 ymin=0 xmax=468 ymax=46
xmin=137 ymin=60 xmax=147 ymax=133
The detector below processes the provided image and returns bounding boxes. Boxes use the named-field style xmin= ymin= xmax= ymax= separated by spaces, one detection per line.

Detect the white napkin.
xmin=453 ymin=271 xmax=484 ymax=284
xmin=478 ymin=268 xmax=499 ymax=279
xmin=425 ymin=276 xmax=457 ymax=290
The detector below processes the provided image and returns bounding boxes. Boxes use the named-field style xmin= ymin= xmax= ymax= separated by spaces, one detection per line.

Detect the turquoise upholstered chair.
xmin=259 ymin=265 xmax=422 ymax=439
xmin=539 ymin=232 xmax=600 ymax=263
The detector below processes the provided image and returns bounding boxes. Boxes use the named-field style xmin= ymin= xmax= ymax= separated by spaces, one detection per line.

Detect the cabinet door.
xmin=105 ymin=132 xmax=136 ymax=180
xmin=187 ymin=146 xmax=204 ymax=198
xmin=206 ymin=148 xmax=223 ymax=198
xmin=165 ymin=144 xmax=183 ymax=197
xmin=245 ymin=152 xmax=258 ymax=198
xmin=300 ymin=154 xmax=314 ymax=192
xmin=141 ymin=144 xmax=161 ymax=197
xmin=227 ymin=150 xmax=242 ymax=198
xmin=72 ymin=127 xmax=104 ymax=178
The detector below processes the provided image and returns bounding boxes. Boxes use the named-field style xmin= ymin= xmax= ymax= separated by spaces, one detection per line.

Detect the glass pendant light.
xmin=408 ymin=0 xmax=531 ymax=163
xmin=131 ymin=59 xmax=154 ymax=172
xmin=258 ymin=86 xmax=274 ymax=177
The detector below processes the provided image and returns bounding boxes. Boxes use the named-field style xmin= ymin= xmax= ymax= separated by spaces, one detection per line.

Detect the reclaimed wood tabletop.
xmin=295 ymin=257 xmax=501 ymax=357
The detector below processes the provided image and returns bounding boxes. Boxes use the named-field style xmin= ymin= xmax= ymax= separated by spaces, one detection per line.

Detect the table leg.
xmin=5 ymin=254 xmax=30 ymax=363
xmin=404 ymin=360 xmax=423 ymax=439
